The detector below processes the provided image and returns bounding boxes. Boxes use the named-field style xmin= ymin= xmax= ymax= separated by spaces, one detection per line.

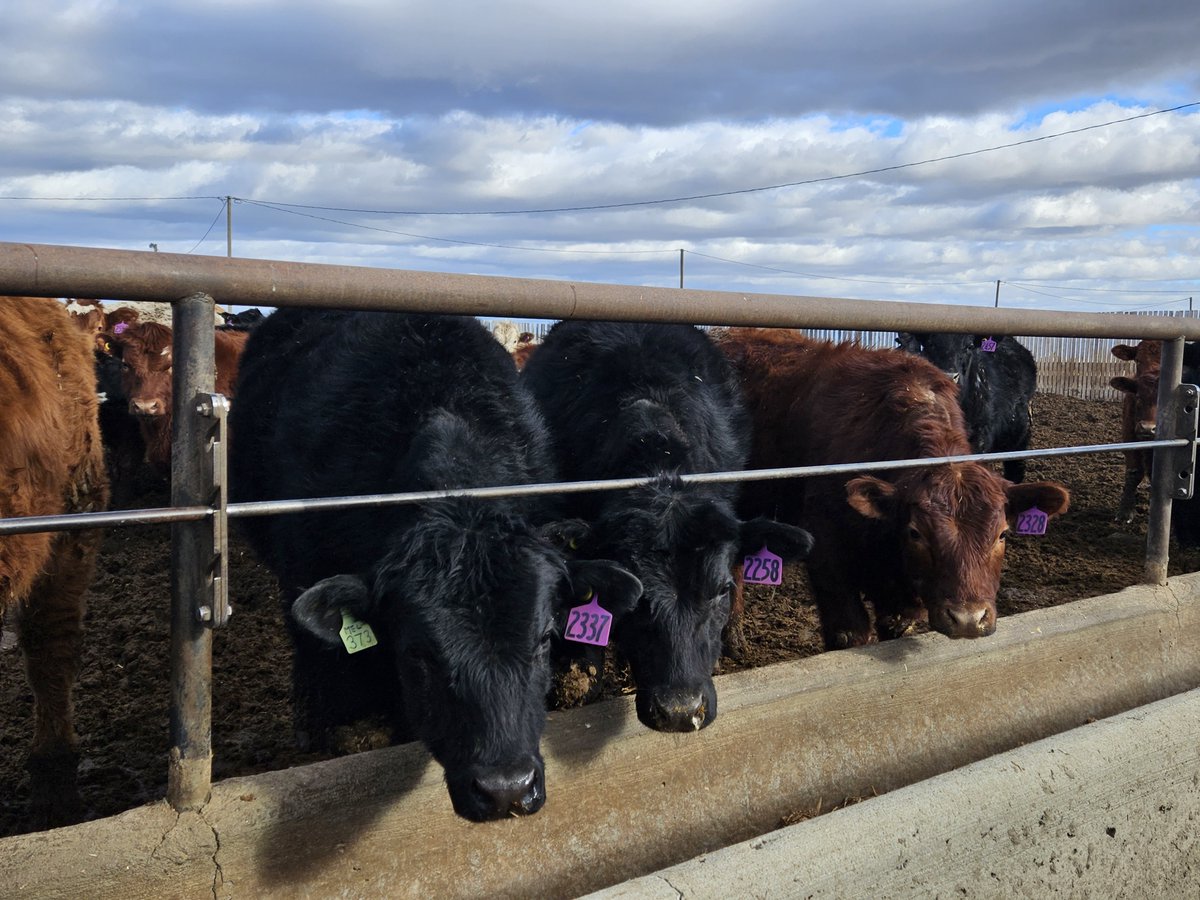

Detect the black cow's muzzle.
xmin=449 ymin=759 xmax=546 ymax=821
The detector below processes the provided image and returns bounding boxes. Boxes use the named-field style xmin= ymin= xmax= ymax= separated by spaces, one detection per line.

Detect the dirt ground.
xmin=2 ymin=392 xmax=1197 ymax=838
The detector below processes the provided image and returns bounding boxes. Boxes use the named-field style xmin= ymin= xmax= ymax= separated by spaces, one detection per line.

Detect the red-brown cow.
xmin=1110 ymin=341 xmax=1161 ymax=523
xmin=1108 ymin=340 xmax=1200 ymax=523
xmin=716 ymin=327 xmax=1070 ymax=649
xmin=1 ymin=296 xmax=109 ymax=827
xmin=104 ymin=321 xmax=249 ymax=469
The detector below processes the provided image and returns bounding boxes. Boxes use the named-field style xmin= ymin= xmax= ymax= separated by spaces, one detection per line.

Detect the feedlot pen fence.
xmin=1 ymin=241 xmax=1199 ymax=821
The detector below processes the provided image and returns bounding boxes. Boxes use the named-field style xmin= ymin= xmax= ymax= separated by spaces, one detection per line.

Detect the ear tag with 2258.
xmin=563 ymin=591 xmax=613 ymax=646
xmin=743 ymin=546 xmax=783 ymax=585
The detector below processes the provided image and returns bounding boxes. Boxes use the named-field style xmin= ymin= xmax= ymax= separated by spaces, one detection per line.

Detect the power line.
xmin=246 ymin=101 xmax=1200 ymax=217
xmin=183 ymin=197 xmax=229 ymax=255
xmin=4 ymin=102 xmax=1192 ymax=218
xmin=239 ymin=198 xmax=677 ymax=255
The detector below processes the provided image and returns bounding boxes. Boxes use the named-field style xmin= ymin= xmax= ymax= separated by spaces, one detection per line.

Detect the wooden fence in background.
xmin=486 ymin=310 xmax=1199 ymax=402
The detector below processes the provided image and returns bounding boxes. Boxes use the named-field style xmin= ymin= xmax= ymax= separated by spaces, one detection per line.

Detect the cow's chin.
xmin=444 ymin=758 xmax=547 ymax=822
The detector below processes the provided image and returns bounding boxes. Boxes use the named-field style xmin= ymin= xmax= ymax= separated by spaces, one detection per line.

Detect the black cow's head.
xmin=576 ymin=480 xmax=813 ymax=733
xmin=896 ymin=332 xmax=985 ymax=385
xmin=289 ymin=505 xmax=642 ymax=822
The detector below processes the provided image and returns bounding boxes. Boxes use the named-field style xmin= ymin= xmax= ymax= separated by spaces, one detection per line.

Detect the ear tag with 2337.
xmin=563 ymin=591 xmax=613 ymax=646
xmin=743 ymin=546 xmax=783 ymax=586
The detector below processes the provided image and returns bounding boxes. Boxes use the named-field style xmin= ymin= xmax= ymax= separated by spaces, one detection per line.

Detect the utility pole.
xmin=994 ymin=280 xmax=1001 ymax=308
xmin=226 ymin=196 xmax=232 ymax=258
xmin=679 ymin=249 xmax=684 ymax=288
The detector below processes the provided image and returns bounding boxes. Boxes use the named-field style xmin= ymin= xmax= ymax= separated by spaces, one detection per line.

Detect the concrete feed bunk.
xmin=0 ymin=574 xmax=1197 ymax=898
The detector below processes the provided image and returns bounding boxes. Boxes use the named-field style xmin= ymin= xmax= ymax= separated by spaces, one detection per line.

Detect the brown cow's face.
xmin=1111 ymin=341 xmax=1163 ymax=439
xmin=117 ymin=336 xmax=173 ymax=419
xmin=847 ymin=465 xmax=1070 ymax=639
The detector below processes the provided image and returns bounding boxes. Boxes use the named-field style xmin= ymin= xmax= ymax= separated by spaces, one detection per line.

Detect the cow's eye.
xmin=998 ymin=529 xmax=1010 ymax=543
xmin=907 ymin=526 xmax=922 ymax=542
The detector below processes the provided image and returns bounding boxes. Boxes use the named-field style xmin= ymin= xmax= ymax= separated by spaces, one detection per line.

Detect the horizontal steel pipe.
xmin=0 ymin=438 xmax=1186 ymax=536
xmin=3 ymin=241 xmax=1200 ymax=339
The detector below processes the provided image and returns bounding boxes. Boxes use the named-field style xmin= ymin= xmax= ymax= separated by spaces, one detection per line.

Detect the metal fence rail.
xmin=2 ymin=241 xmax=1198 ymax=814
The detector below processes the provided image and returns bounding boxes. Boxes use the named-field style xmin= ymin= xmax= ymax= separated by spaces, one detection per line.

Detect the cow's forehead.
xmin=907 ymin=465 xmax=1007 ymax=521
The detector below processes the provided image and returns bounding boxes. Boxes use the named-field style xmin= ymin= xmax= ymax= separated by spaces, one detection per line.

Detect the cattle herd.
xmin=2 ymin=294 xmax=1196 ymax=831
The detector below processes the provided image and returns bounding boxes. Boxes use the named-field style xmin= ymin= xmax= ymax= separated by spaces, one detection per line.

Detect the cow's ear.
xmin=737 ymin=517 xmax=814 ymax=560
xmin=846 ymin=476 xmax=896 ymax=520
xmin=539 ymin=518 xmax=591 ymax=553
xmin=291 ymin=574 xmax=373 ymax=644
xmin=1111 ymin=344 xmax=1138 ymax=361
xmin=1110 ymin=376 xmax=1137 ymax=395
xmin=1006 ymin=482 xmax=1070 ymax=522
xmin=564 ymin=560 xmax=643 ymax=619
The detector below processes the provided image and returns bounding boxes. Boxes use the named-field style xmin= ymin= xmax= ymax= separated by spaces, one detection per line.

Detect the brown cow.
xmin=1110 ymin=341 xmax=1161 ymax=523
xmin=1108 ymin=340 xmax=1200 ymax=523
xmin=1 ymin=296 xmax=109 ymax=827
xmin=103 ymin=321 xmax=249 ymax=469
xmin=715 ymin=327 xmax=1070 ymax=650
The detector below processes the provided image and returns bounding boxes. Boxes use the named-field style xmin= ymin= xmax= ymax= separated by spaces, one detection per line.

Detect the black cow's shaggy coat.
xmin=229 ymin=310 xmax=640 ymax=821
xmin=521 ymin=321 xmax=811 ymax=733
xmin=896 ymin=333 xmax=1037 ymax=482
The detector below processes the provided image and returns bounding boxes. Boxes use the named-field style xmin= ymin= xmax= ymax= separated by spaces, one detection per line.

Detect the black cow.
xmin=94 ymin=344 xmax=149 ymax=507
xmin=521 ymin=321 xmax=813 ymax=733
xmin=228 ymin=310 xmax=642 ymax=821
xmin=219 ymin=307 xmax=266 ymax=331
xmin=896 ymin=332 xmax=1037 ymax=482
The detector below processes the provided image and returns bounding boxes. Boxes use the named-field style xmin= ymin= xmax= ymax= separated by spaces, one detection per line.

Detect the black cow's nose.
xmin=643 ymin=691 xmax=708 ymax=733
xmin=474 ymin=767 xmax=538 ymax=816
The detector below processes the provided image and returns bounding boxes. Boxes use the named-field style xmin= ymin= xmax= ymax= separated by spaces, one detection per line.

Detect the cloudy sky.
xmin=2 ymin=0 xmax=1198 ymax=312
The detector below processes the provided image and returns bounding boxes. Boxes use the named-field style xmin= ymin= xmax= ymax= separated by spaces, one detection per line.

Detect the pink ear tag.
xmin=1016 ymin=506 xmax=1048 ymax=536
xmin=980 ymin=337 xmax=997 ymax=352
xmin=743 ymin=546 xmax=783 ymax=585
xmin=563 ymin=592 xmax=613 ymax=646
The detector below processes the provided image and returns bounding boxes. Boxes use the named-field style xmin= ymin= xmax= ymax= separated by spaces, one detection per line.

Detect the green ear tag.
xmin=339 ymin=610 xmax=379 ymax=654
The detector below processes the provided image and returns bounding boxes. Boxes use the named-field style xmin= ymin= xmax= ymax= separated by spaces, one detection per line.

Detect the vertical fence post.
xmin=1144 ymin=337 xmax=1186 ymax=585
xmin=168 ymin=292 xmax=217 ymax=810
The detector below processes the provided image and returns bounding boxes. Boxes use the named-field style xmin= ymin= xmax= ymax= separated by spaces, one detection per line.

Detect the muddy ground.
xmin=2 ymin=392 xmax=1197 ymax=838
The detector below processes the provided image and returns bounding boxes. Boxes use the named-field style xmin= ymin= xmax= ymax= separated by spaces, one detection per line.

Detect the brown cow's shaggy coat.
xmin=716 ymin=327 xmax=1069 ymax=650
xmin=1 ymin=296 xmax=109 ymax=827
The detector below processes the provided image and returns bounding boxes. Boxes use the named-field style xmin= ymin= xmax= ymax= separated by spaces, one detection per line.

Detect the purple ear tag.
xmin=1016 ymin=506 xmax=1048 ymax=536
xmin=113 ymin=321 xmax=129 ymax=334
xmin=980 ymin=337 xmax=997 ymax=352
xmin=563 ymin=591 xmax=613 ymax=646
xmin=743 ymin=545 xmax=783 ymax=585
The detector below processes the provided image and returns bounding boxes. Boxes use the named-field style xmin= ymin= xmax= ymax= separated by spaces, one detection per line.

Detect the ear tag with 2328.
xmin=563 ymin=591 xmax=613 ymax=646
xmin=1016 ymin=506 xmax=1048 ymax=536
xmin=743 ymin=545 xmax=783 ymax=585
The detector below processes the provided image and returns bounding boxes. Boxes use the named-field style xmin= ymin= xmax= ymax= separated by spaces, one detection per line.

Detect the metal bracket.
xmin=195 ymin=392 xmax=232 ymax=627
xmin=1171 ymin=383 xmax=1199 ymax=500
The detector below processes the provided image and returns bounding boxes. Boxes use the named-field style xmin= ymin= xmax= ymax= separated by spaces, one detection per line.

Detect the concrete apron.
xmin=2 ymin=573 xmax=1198 ymax=899
xmin=590 ymin=686 xmax=1200 ymax=899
